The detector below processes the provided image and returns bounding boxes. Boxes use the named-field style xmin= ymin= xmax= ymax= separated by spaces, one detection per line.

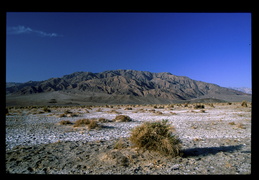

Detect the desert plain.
xmin=6 ymin=102 xmax=251 ymax=174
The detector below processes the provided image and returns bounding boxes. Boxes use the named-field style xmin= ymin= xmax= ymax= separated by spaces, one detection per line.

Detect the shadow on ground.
xmin=183 ymin=144 xmax=243 ymax=157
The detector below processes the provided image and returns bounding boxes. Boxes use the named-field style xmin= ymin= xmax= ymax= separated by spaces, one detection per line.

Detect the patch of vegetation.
xmin=43 ymin=107 xmax=51 ymax=112
xmin=114 ymin=138 xmax=128 ymax=149
xmin=124 ymin=107 xmax=132 ymax=110
xmin=73 ymin=119 xmax=90 ymax=127
xmin=98 ymin=118 xmax=111 ymax=123
xmin=59 ymin=110 xmax=79 ymax=117
xmin=73 ymin=119 xmax=101 ymax=129
xmin=113 ymin=115 xmax=132 ymax=122
xmin=59 ymin=120 xmax=73 ymax=125
xmin=129 ymin=120 xmax=182 ymax=157
xmin=155 ymin=111 xmax=163 ymax=115
xmin=96 ymin=108 xmax=103 ymax=112
xmin=194 ymin=104 xmax=205 ymax=109
xmin=106 ymin=110 xmax=122 ymax=114
xmin=236 ymin=123 xmax=246 ymax=129
xmin=241 ymin=100 xmax=248 ymax=107
xmin=228 ymin=122 xmax=236 ymax=125
xmin=88 ymin=120 xmax=100 ymax=130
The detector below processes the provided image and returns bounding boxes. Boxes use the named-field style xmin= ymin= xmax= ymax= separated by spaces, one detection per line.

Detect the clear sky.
xmin=6 ymin=12 xmax=251 ymax=88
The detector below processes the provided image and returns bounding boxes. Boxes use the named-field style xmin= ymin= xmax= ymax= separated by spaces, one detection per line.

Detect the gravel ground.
xmin=6 ymin=104 xmax=251 ymax=174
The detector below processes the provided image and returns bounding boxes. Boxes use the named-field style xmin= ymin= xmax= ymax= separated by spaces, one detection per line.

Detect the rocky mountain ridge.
xmin=6 ymin=70 xmax=250 ymax=105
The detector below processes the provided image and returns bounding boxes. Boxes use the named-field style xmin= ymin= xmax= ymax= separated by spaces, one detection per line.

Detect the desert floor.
xmin=6 ymin=102 xmax=251 ymax=174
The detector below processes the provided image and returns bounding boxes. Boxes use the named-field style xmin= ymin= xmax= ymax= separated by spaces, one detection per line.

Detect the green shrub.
xmin=129 ymin=120 xmax=182 ymax=157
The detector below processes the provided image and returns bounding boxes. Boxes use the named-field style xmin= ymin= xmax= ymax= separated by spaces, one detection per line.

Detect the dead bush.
xmin=113 ymin=115 xmax=132 ymax=122
xmin=88 ymin=120 xmax=100 ymax=130
xmin=228 ymin=122 xmax=236 ymax=125
xmin=59 ymin=110 xmax=79 ymax=117
xmin=194 ymin=104 xmax=205 ymax=109
xmin=114 ymin=138 xmax=128 ymax=149
xmin=73 ymin=119 xmax=101 ymax=129
xmin=241 ymin=100 xmax=248 ymax=107
xmin=59 ymin=120 xmax=73 ymax=125
xmin=98 ymin=118 xmax=111 ymax=122
xmin=236 ymin=123 xmax=246 ymax=129
xmin=129 ymin=120 xmax=182 ymax=157
xmin=59 ymin=113 xmax=67 ymax=117
xmin=43 ymin=107 xmax=51 ymax=112
xmin=107 ymin=110 xmax=122 ymax=114
xmin=73 ymin=119 xmax=90 ymax=127
xmin=155 ymin=111 xmax=163 ymax=115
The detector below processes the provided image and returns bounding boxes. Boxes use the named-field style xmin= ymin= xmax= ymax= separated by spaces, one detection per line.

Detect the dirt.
xmin=6 ymin=103 xmax=251 ymax=174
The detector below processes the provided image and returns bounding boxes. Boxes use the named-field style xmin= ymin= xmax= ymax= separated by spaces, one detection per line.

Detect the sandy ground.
xmin=6 ymin=102 xmax=251 ymax=174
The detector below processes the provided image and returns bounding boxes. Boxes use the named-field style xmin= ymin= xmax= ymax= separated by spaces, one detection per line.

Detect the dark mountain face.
xmin=6 ymin=69 xmax=248 ymax=104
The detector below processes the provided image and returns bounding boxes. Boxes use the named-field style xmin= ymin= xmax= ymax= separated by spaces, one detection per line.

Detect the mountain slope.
xmin=228 ymin=87 xmax=252 ymax=94
xmin=6 ymin=70 xmax=251 ymax=105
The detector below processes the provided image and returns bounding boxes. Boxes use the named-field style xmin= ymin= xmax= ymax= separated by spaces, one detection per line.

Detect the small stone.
xmin=171 ymin=165 xmax=179 ymax=170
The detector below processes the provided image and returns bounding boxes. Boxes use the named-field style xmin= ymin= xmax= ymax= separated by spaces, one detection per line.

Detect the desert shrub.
xmin=88 ymin=120 xmax=100 ymax=129
xmin=59 ymin=113 xmax=67 ymax=117
xmin=241 ymin=100 xmax=248 ymax=107
xmin=124 ymin=107 xmax=132 ymax=110
xmin=98 ymin=118 xmax=111 ymax=122
xmin=70 ymin=112 xmax=79 ymax=117
xmin=149 ymin=109 xmax=156 ymax=113
xmin=155 ymin=111 xmax=163 ymax=115
xmin=168 ymin=104 xmax=174 ymax=108
xmin=84 ymin=109 xmax=90 ymax=113
xmin=43 ymin=107 xmax=51 ymax=112
xmin=208 ymin=103 xmax=215 ymax=108
xmin=64 ymin=110 xmax=72 ymax=114
xmin=73 ymin=119 xmax=101 ymax=129
xmin=59 ymin=110 xmax=79 ymax=117
xmin=113 ymin=115 xmax=132 ymax=122
xmin=107 ymin=110 xmax=122 ymax=114
xmin=73 ymin=119 xmax=90 ymax=127
xmin=96 ymin=108 xmax=103 ymax=112
xmin=228 ymin=122 xmax=236 ymax=125
xmin=236 ymin=123 xmax=246 ymax=129
xmin=114 ymin=138 xmax=128 ymax=149
xmin=194 ymin=104 xmax=205 ymax=109
xmin=129 ymin=120 xmax=182 ymax=157
xmin=59 ymin=120 xmax=73 ymax=125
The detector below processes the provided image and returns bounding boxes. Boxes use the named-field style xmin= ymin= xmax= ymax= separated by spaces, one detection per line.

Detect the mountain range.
xmin=228 ymin=87 xmax=252 ymax=94
xmin=6 ymin=70 xmax=251 ymax=106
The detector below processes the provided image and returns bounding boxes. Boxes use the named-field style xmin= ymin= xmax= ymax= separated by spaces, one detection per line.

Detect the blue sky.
xmin=6 ymin=12 xmax=251 ymax=88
